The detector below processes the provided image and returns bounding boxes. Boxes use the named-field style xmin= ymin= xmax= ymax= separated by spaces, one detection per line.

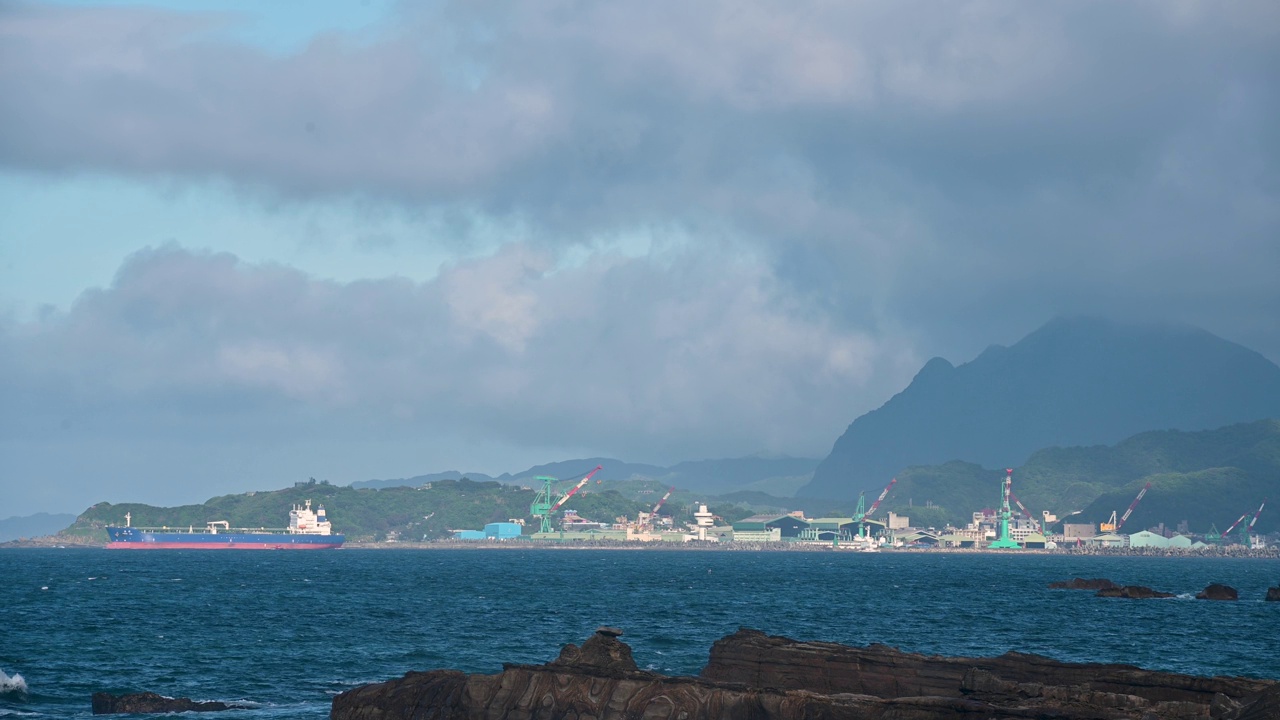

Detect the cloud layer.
xmin=2 ymin=1 xmax=1278 ymax=512
xmin=1 ymin=246 xmax=915 ymax=508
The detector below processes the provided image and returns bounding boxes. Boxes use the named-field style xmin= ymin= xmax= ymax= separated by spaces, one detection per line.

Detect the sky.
xmin=2 ymin=0 xmax=1278 ymax=516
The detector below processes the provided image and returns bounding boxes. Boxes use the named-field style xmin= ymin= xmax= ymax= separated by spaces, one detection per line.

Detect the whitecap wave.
xmin=0 ymin=670 xmax=28 ymax=696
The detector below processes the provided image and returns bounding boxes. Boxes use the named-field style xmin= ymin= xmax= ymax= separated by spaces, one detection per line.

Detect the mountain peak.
xmin=801 ymin=318 xmax=1280 ymax=499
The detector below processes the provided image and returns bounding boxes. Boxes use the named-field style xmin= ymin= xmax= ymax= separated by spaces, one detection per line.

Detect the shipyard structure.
xmin=446 ymin=466 xmax=1270 ymax=551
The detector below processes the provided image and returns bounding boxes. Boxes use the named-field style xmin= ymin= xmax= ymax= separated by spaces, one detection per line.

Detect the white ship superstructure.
xmin=289 ymin=500 xmax=334 ymax=535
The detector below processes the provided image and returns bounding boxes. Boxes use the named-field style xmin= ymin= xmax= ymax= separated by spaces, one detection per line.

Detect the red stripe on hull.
xmin=106 ymin=542 xmax=342 ymax=550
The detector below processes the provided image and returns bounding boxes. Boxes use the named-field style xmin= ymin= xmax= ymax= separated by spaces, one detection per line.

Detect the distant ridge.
xmin=353 ymin=456 xmax=819 ymax=496
xmin=0 ymin=512 xmax=78 ymax=542
xmin=802 ymin=317 xmax=1280 ymax=499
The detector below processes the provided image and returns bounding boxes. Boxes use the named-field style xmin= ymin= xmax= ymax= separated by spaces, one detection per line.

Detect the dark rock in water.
xmin=1196 ymin=583 xmax=1239 ymax=601
xmin=91 ymin=692 xmax=232 ymax=714
xmin=1049 ymin=577 xmax=1118 ymax=590
xmin=1265 ymin=586 xmax=1280 ymax=602
xmin=550 ymin=628 xmax=638 ymax=673
xmin=1096 ymin=585 xmax=1176 ymax=599
xmin=331 ymin=628 xmax=1276 ymax=720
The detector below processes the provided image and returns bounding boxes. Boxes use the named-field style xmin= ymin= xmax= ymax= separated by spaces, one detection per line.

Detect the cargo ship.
xmin=105 ymin=500 xmax=344 ymax=550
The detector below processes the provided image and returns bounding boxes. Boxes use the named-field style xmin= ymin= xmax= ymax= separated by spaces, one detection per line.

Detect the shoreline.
xmin=3 ymin=535 xmax=1278 ymax=557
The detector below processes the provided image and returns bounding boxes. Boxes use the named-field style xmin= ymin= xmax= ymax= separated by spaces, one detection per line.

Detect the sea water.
xmin=2 ymin=548 xmax=1277 ymax=719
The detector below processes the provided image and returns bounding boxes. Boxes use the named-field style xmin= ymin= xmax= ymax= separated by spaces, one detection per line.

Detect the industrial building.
xmin=453 ymin=521 xmax=525 ymax=541
xmin=731 ymin=514 xmax=807 ymax=542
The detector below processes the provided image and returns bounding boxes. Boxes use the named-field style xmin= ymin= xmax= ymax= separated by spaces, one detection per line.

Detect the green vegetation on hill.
xmin=354 ymin=456 xmax=819 ymax=498
xmin=65 ymin=419 xmax=1275 ymax=542
xmin=880 ymin=420 xmax=1280 ymax=534
xmin=67 ymin=478 xmax=659 ymax=542
xmin=64 ymin=473 xmax=819 ymax=543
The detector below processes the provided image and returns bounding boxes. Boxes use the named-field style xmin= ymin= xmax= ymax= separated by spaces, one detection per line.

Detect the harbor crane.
xmin=1220 ymin=512 xmax=1251 ymax=544
xmin=650 ymin=487 xmax=674 ymax=515
xmin=988 ymin=468 xmax=1021 ymax=549
xmin=637 ymin=487 xmax=675 ymax=532
xmin=854 ymin=477 xmax=897 ymax=540
xmin=1222 ymin=499 xmax=1267 ymax=547
xmin=1099 ymin=482 xmax=1152 ymax=533
xmin=1244 ymin=499 xmax=1266 ymax=548
xmin=530 ymin=465 xmax=603 ymax=533
xmin=1007 ymin=489 xmax=1043 ymax=534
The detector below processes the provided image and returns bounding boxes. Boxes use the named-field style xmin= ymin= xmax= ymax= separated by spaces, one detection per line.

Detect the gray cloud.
xmin=0 ymin=246 xmax=916 ymax=510
xmin=2 ymin=1 xmax=1278 ymax=512
xmin=5 ymin=1 xmax=1275 ymax=358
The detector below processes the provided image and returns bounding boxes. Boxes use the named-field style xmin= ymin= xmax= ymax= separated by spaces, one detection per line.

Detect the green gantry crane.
xmin=529 ymin=465 xmax=603 ymax=533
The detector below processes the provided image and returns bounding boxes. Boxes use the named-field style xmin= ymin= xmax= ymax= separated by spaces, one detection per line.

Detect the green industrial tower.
xmin=988 ymin=468 xmax=1021 ymax=549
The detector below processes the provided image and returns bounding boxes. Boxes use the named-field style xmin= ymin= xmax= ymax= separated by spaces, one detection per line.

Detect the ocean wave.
xmin=0 ymin=670 xmax=28 ymax=697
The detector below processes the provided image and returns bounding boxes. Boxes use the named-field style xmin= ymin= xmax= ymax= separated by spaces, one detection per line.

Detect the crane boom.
xmin=853 ymin=477 xmax=896 ymax=541
xmin=1238 ymin=498 xmax=1268 ymax=547
xmin=549 ymin=465 xmax=603 ymax=512
xmin=1222 ymin=512 xmax=1251 ymax=536
xmin=1007 ymin=490 xmax=1042 ymax=534
xmin=1114 ymin=482 xmax=1152 ymax=531
xmin=864 ymin=477 xmax=897 ymax=519
xmin=1247 ymin=498 xmax=1267 ymax=530
xmin=651 ymin=487 xmax=675 ymax=514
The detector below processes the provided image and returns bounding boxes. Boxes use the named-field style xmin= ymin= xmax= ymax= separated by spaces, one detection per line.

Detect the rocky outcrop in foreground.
xmin=331 ymin=627 xmax=1279 ymax=720
xmin=91 ymin=691 xmax=233 ymax=714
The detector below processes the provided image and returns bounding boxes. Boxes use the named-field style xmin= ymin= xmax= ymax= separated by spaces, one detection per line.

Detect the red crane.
xmin=854 ymin=477 xmax=897 ymax=539
xmin=865 ymin=477 xmax=897 ymax=519
xmin=1228 ymin=499 xmax=1269 ymax=543
xmin=549 ymin=465 xmax=603 ymax=513
xmin=1222 ymin=511 xmax=1252 ymax=538
xmin=636 ymin=486 xmax=677 ymax=533
xmin=1247 ymin=498 xmax=1267 ymax=531
xmin=1113 ymin=482 xmax=1152 ymax=532
xmin=1238 ymin=498 xmax=1267 ymax=546
xmin=1007 ymin=490 xmax=1043 ymax=534
xmin=650 ymin=487 xmax=675 ymax=515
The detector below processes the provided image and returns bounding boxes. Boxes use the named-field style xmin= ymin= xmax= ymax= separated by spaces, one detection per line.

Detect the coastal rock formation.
xmin=91 ymin=691 xmax=232 ymax=714
xmin=1196 ymin=583 xmax=1239 ymax=600
xmin=1266 ymin=586 xmax=1280 ymax=601
xmin=1095 ymin=584 xmax=1176 ymax=599
xmin=331 ymin=627 xmax=1277 ymax=720
xmin=1049 ymin=577 xmax=1119 ymax=590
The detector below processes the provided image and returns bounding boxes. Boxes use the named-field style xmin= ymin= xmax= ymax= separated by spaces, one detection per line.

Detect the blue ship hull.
xmin=106 ymin=527 xmax=344 ymax=549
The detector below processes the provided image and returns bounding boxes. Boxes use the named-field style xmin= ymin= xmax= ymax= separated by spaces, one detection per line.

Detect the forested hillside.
xmin=805 ymin=317 xmax=1280 ymax=499
xmin=62 ymin=478 xmax=767 ymax=542
xmin=879 ymin=419 xmax=1280 ymax=534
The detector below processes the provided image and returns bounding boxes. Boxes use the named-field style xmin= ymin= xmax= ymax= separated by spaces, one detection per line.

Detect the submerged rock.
xmin=331 ymin=628 xmax=1276 ymax=720
xmin=91 ymin=691 xmax=232 ymax=714
xmin=1049 ymin=577 xmax=1119 ymax=590
xmin=1196 ymin=583 xmax=1239 ymax=600
xmin=1095 ymin=584 xmax=1176 ymax=599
